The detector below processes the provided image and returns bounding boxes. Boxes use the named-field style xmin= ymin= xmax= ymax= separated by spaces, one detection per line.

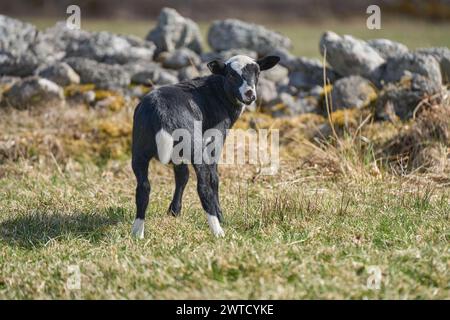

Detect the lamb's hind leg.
xmin=168 ymin=164 xmax=189 ymax=217
xmin=193 ymin=164 xmax=224 ymax=237
xmin=131 ymin=157 xmax=151 ymax=239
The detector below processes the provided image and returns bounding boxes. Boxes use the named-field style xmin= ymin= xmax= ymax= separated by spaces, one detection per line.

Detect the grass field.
xmin=0 ymin=155 xmax=449 ymax=299
xmin=0 ymin=16 xmax=449 ymax=299
xmin=0 ymin=102 xmax=449 ymax=299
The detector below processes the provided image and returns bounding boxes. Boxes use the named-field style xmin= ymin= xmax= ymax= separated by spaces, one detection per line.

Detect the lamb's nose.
xmin=245 ymin=90 xmax=255 ymax=101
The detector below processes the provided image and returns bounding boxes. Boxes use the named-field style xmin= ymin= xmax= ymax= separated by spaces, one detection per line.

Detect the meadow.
xmin=0 ymin=16 xmax=449 ymax=299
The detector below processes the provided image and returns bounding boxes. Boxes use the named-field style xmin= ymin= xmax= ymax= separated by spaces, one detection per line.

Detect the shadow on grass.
xmin=0 ymin=206 xmax=128 ymax=249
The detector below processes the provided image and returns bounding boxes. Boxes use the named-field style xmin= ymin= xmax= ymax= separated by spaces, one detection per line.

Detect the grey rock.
xmin=416 ymin=47 xmax=450 ymax=83
xmin=37 ymin=62 xmax=80 ymax=86
xmin=257 ymin=78 xmax=278 ymax=106
xmin=0 ymin=15 xmax=38 ymax=55
xmin=367 ymin=39 xmax=409 ymax=59
xmin=82 ymin=90 xmax=96 ymax=105
xmin=288 ymin=56 xmax=337 ymax=89
xmin=208 ymin=19 xmax=291 ymax=56
xmin=146 ymin=7 xmax=203 ymax=56
xmin=67 ymin=89 xmax=96 ymax=106
xmin=122 ymin=61 xmax=161 ymax=76
xmin=131 ymin=70 xmax=159 ymax=86
xmin=266 ymin=48 xmax=297 ymax=71
xmin=376 ymin=73 xmax=443 ymax=120
xmin=270 ymin=48 xmax=339 ymax=88
xmin=408 ymin=72 xmax=443 ymax=94
xmin=161 ymin=48 xmax=200 ymax=69
xmin=34 ymin=22 xmax=90 ymax=62
xmin=0 ymin=51 xmax=40 ymax=76
xmin=0 ymin=17 xmax=104 ymax=76
xmin=288 ymin=72 xmax=312 ymax=89
xmin=65 ymin=57 xmax=130 ymax=89
xmin=295 ymin=97 xmax=320 ymax=114
xmin=67 ymin=31 xmax=155 ymax=64
xmin=279 ymin=92 xmax=319 ymax=115
xmin=277 ymin=82 xmax=299 ymax=95
xmin=319 ymin=31 xmax=385 ymax=79
xmin=131 ymin=67 xmax=178 ymax=86
xmin=178 ymin=65 xmax=199 ymax=81
xmin=3 ymin=76 xmax=64 ymax=109
xmin=331 ymin=76 xmax=377 ymax=110
xmin=381 ymin=52 xmax=442 ymax=86
xmin=178 ymin=65 xmax=209 ymax=81
xmin=444 ymin=58 xmax=450 ymax=83
xmin=261 ymin=64 xmax=289 ymax=84
xmin=34 ymin=22 xmax=155 ymax=65
xmin=0 ymin=15 xmax=43 ymax=76
xmin=279 ymin=93 xmax=297 ymax=111
xmin=156 ymin=69 xmax=179 ymax=85
xmin=309 ymin=85 xmax=325 ymax=98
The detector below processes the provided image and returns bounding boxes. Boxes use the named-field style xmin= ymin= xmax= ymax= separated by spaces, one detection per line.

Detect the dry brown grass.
xmin=381 ymin=102 xmax=450 ymax=176
xmin=0 ymin=101 xmax=134 ymax=169
xmin=1 ymin=94 xmax=448 ymax=181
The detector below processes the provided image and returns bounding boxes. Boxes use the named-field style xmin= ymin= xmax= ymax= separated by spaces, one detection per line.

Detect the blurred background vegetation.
xmin=2 ymin=0 xmax=450 ymax=21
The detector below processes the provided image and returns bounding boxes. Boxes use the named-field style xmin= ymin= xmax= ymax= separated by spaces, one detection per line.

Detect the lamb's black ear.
xmin=257 ymin=56 xmax=280 ymax=71
xmin=207 ymin=60 xmax=226 ymax=75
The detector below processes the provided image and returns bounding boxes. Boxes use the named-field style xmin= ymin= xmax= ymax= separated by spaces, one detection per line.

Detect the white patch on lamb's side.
xmin=155 ymin=129 xmax=173 ymax=164
xmin=207 ymin=214 xmax=225 ymax=237
xmin=131 ymin=218 xmax=145 ymax=239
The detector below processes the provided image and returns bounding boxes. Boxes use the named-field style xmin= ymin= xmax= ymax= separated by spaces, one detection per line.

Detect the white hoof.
xmin=207 ymin=215 xmax=225 ymax=238
xmin=131 ymin=218 xmax=145 ymax=239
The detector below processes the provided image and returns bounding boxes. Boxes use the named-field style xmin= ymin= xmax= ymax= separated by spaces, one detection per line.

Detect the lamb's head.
xmin=207 ymin=55 xmax=280 ymax=105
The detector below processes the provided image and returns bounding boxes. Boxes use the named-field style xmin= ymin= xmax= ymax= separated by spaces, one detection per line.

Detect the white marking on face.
xmin=131 ymin=218 xmax=144 ymax=239
xmin=238 ymin=82 xmax=256 ymax=102
xmin=226 ymin=55 xmax=255 ymax=76
xmin=207 ymin=214 xmax=225 ymax=237
xmin=226 ymin=55 xmax=258 ymax=103
xmin=155 ymin=129 xmax=173 ymax=164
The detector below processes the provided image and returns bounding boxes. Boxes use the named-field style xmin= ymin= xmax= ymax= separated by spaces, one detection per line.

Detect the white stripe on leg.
xmin=131 ymin=218 xmax=145 ymax=239
xmin=207 ymin=214 xmax=225 ymax=237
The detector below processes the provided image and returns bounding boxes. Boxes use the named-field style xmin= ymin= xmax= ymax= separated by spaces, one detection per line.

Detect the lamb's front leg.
xmin=193 ymin=164 xmax=225 ymax=237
